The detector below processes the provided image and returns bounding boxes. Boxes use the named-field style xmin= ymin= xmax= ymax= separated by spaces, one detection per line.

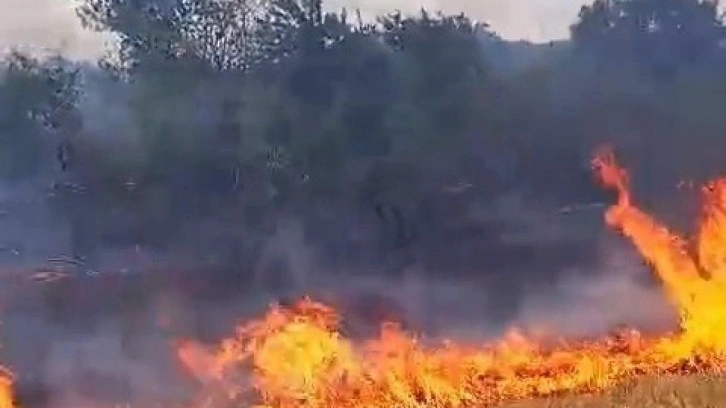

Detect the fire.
xmin=592 ymin=146 xmax=726 ymax=357
xmin=176 ymin=145 xmax=726 ymax=407
xmin=0 ymin=366 xmax=13 ymax=408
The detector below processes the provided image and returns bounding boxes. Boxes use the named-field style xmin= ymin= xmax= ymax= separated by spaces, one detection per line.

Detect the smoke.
xmin=0 ymin=1 xmax=701 ymax=406
xmin=7 ymin=315 xmax=189 ymax=408
xmin=515 ymin=236 xmax=677 ymax=338
xmin=0 ymin=142 xmax=680 ymax=406
xmin=0 ymin=183 xmax=683 ymax=407
xmin=78 ymin=66 xmax=138 ymax=143
xmin=0 ymin=0 xmax=108 ymax=60
xmin=306 ymin=229 xmax=677 ymax=347
xmin=0 ymin=87 xmax=673 ymax=404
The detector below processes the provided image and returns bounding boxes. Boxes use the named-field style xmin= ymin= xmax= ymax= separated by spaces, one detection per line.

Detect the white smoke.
xmin=515 ymin=235 xmax=677 ymax=338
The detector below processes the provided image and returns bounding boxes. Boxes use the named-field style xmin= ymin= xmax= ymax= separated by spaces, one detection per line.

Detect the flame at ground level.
xmin=174 ymin=147 xmax=726 ymax=407
xmin=4 ymin=145 xmax=726 ymax=407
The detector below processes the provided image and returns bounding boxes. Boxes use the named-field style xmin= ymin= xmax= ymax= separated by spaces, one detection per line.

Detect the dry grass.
xmin=503 ymin=375 xmax=726 ymax=408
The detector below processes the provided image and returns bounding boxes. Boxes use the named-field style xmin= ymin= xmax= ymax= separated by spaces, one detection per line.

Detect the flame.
xmin=592 ymin=147 xmax=726 ymax=359
xmin=177 ymin=146 xmax=726 ymax=407
xmin=0 ymin=364 xmax=13 ymax=408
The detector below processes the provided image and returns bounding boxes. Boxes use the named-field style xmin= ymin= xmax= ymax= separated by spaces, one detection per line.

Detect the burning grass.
xmin=7 ymin=144 xmax=726 ymax=407
xmin=174 ymin=146 xmax=726 ymax=408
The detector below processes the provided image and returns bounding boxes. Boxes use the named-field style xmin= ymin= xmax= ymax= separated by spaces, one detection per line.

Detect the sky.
xmin=0 ymin=0 xmax=586 ymax=60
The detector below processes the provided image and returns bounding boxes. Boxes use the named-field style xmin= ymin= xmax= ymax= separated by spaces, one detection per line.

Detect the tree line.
xmin=1 ymin=0 xmax=726 ymax=293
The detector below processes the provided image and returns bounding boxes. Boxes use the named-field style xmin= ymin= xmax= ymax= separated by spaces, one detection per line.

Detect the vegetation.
xmin=505 ymin=375 xmax=726 ymax=408
xmin=2 ymin=0 xmax=726 ymax=302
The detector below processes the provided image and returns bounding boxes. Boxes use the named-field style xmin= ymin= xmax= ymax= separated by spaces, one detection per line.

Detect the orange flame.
xmin=177 ymin=146 xmax=726 ymax=407
xmin=0 ymin=366 xmax=13 ymax=408
xmin=592 ymin=147 xmax=726 ymax=357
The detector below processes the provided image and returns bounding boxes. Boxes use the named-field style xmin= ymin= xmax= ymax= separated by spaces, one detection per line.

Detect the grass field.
xmin=503 ymin=376 xmax=726 ymax=408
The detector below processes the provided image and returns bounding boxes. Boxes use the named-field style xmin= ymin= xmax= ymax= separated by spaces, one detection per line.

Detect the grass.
xmin=503 ymin=376 xmax=726 ymax=408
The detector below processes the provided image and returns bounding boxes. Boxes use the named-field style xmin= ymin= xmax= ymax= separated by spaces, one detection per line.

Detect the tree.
xmin=571 ymin=0 xmax=726 ymax=80
xmin=0 ymin=52 xmax=82 ymax=179
xmin=379 ymin=10 xmax=489 ymax=159
xmin=77 ymin=0 xmax=281 ymax=74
